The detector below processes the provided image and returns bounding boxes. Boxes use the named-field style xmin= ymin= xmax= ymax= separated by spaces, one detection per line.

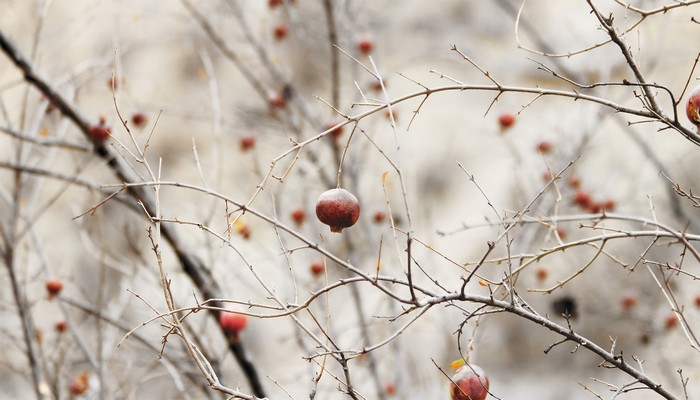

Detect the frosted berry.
xmin=450 ymin=364 xmax=489 ymax=400
xmin=315 ymin=188 xmax=360 ymax=233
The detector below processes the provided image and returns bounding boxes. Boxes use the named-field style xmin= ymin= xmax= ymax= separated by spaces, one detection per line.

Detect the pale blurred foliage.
xmin=1 ymin=0 xmax=699 ymax=399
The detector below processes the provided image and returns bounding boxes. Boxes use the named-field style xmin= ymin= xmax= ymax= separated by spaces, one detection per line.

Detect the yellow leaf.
xmin=449 ymin=359 xmax=465 ymax=370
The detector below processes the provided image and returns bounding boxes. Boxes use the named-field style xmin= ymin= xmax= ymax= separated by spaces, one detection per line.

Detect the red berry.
xmin=384 ymin=109 xmax=397 ymax=121
xmin=269 ymin=92 xmax=287 ymax=110
xmin=537 ymin=141 xmax=552 ymax=153
xmin=601 ymin=198 xmax=616 ymax=211
xmin=55 ymin=321 xmax=67 ymax=333
xmin=573 ymin=191 xmax=592 ymax=209
xmin=686 ymin=85 xmax=700 ymax=126
xmin=498 ymin=113 xmax=515 ymax=130
xmin=88 ymin=121 xmax=111 ymax=142
xmin=69 ymin=372 xmax=89 ymax=395
xmin=269 ymin=0 xmax=282 ymax=8
xmin=535 ymin=267 xmax=548 ymax=281
xmin=315 ymin=188 xmax=361 ymax=233
xmin=385 ymin=383 xmax=396 ymax=395
xmin=373 ymin=211 xmax=386 ymax=223
xmin=131 ymin=112 xmax=147 ymax=128
xmin=219 ymin=311 xmax=248 ymax=339
xmin=46 ymin=280 xmax=63 ymax=298
xmin=310 ymin=262 xmax=325 ymax=277
xmin=325 ymin=121 xmax=345 ymax=141
xmin=357 ymin=38 xmax=373 ymax=56
xmin=449 ymin=364 xmax=489 ymax=400
xmin=621 ymin=294 xmax=637 ymax=310
xmin=107 ymin=76 xmax=123 ymax=89
xmin=273 ymin=25 xmax=288 ymax=40
xmin=556 ymin=227 xmax=567 ymax=240
xmin=568 ymin=176 xmax=581 ymax=189
xmin=291 ymin=208 xmax=306 ymax=226
xmin=695 ymin=295 xmax=700 ymax=308
xmin=665 ymin=313 xmax=678 ymax=330
xmin=240 ymin=135 xmax=256 ymax=152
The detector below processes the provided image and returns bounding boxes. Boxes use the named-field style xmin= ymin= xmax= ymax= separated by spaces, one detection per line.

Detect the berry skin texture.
xmin=686 ymin=85 xmax=700 ymax=127
xmin=219 ymin=311 xmax=248 ymax=340
xmin=46 ymin=280 xmax=63 ymax=298
xmin=357 ymin=38 xmax=373 ymax=56
xmin=450 ymin=364 xmax=489 ymax=400
xmin=498 ymin=113 xmax=515 ymax=130
xmin=315 ymin=188 xmax=361 ymax=233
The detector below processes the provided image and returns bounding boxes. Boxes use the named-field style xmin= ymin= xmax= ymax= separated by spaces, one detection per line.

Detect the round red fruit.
xmin=291 ymin=208 xmax=306 ymax=226
xmin=219 ymin=311 xmax=248 ymax=338
xmin=315 ymin=188 xmax=360 ymax=233
xmin=269 ymin=92 xmax=287 ymax=110
xmin=686 ymin=85 xmax=700 ymax=126
xmin=601 ymin=198 xmax=616 ymax=211
xmin=310 ymin=262 xmax=325 ymax=277
xmin=273 ymin=25 xmax=288 ymax=40
xmin=450 ymin=364 xmax=489 ymax=400
xmin=240 ymin=135 xmax=256 ymax=152
xmin=373 ymin=211 xmax=386 ymax=223
xmin=665 ymin=313 xmax=678 ymax=330
xmin=131 ymin=112 xmax=147 ymax=128
xmin=46 ymin=280 xmax=63 ymax=297
xmin=498 ymin=113 xmax=515 ymax=130
xmin=573 ymin=191 xmax=591 ymax=208
xmin=568 ymin=176 xmax=581 ymax=189
xmin=537 ymin=141 xmax=552 ymax=153
xmin=621 ymin=294 xmax=637 ymax=310
xmin=535 ymin=267 xmax=548 ymax=281
xmin=269 ymin=0 xmax=282 ymax=8
xmin=325 ymin=121 xmax=345 ymax=141
xmin=55 ymin=321 xmax=67 ymax=333
xmin=357 ymin=38 xmax=373 ymax=56
xmin=88 ymin=122 xmax=111 ymax=142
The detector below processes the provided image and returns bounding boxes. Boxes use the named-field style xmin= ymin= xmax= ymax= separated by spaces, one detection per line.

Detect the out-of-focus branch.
xmin=0 ymin=29 xmax=266 ymax=398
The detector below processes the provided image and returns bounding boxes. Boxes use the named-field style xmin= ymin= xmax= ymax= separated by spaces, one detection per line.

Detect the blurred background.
xmin=1 ymin=0 xmax=699 ymax=399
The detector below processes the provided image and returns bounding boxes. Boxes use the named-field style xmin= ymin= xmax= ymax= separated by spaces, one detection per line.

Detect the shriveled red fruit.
xmin=450 ymin=364 xmax=489 ymax=400
xmin=498 ymin=113 xmax=515 ymax=130
xmin=240 ymin=135 xmax=256 ymax=152
xmin=537 ymin=141 xmax=552 ymax=153
xmin=686 ymin=85 xmax=700 ymax=126
xmin=273 ymin=25 xmax=288 ymax=40
xmin=357 ymin=38 xmax=373 ymax=56
xmin=291 ymin=208 xmax=306 ymax=226
xmin=310 ymin=262 xmax=325 ymax=277
xmin=88 ymin=121 xmax=111 ymax=142
xmin=46 ymin=280 xmax=63 ymax=298
xmin=131 ymin=112 xmax=147 ymax=128
xmin=315 ymin=188 xmax=360 ymax=233
xmin=219 ymin=311 xmax=248 ymax=339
